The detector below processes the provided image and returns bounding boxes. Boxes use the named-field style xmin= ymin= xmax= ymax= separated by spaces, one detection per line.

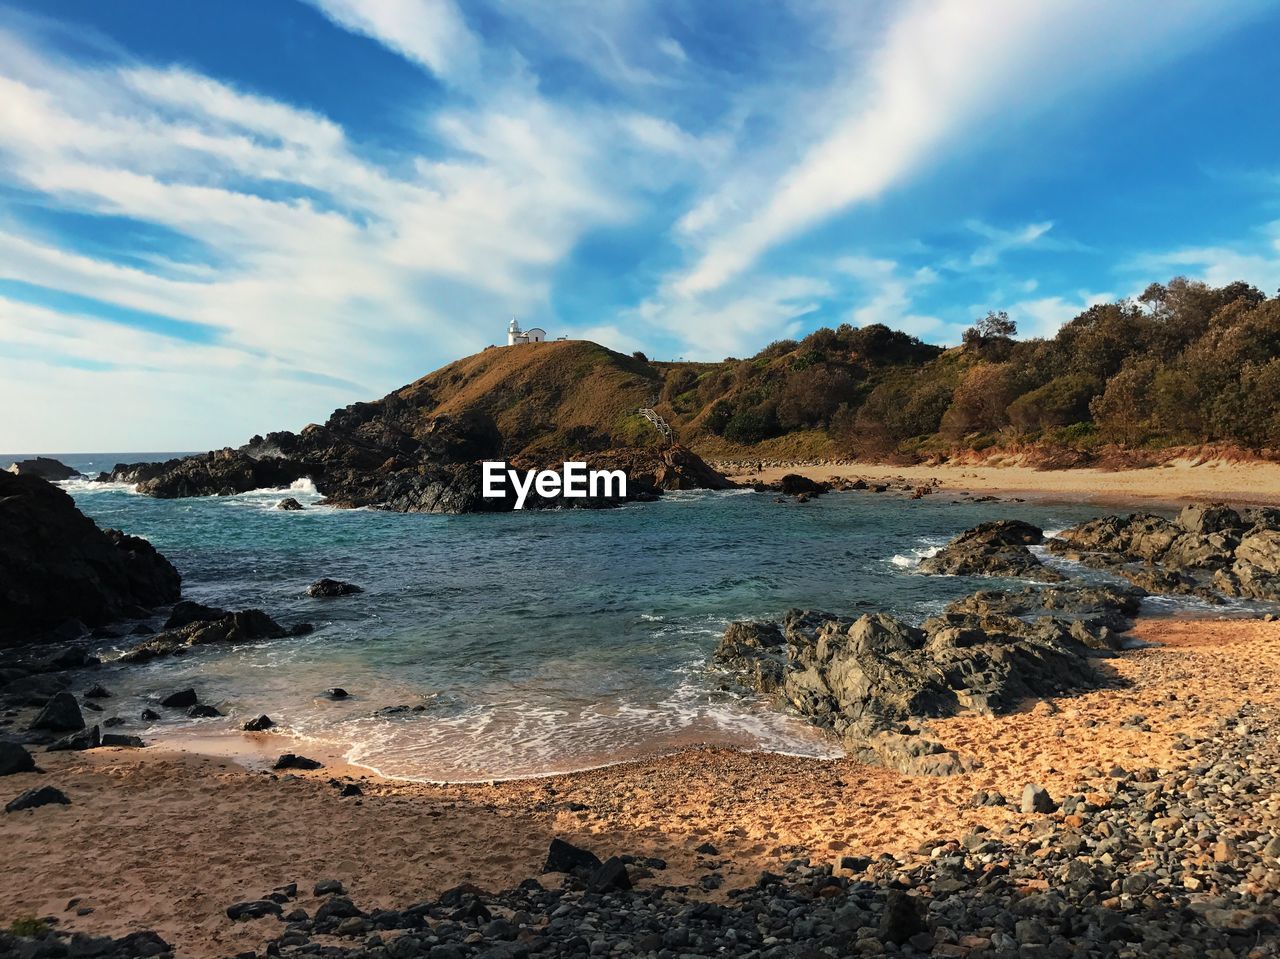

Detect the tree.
xmin=962 ymin=311 xmax=1018 ymax=360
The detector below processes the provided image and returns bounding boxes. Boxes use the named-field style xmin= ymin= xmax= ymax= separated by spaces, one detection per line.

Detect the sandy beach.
xmin=722 ymin=458 xmax=1280 ymax=507
xmin=5 ymin=615 xmax=1278 ymax=957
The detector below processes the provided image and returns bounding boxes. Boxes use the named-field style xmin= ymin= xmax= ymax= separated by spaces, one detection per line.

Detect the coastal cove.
xmin=22 ymin=453 xmax=1263 ymax=783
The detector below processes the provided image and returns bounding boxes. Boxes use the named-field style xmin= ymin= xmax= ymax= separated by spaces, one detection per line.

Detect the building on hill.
xmin=507 ymin=318 xmax=548 ymax=346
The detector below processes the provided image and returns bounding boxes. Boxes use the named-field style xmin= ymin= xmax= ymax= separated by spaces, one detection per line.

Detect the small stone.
xmin=314 ymin=879 xmax=346 ymax=896
xmin=274 ymin=753 xmax=323 ymax=771
xmin=325 ymin=688 xmax=350 ymax=700
xmin=226 ymin=900 xmax=283 ymax=921
xmin=1021 ymin=784 xmax=1056 ymax=814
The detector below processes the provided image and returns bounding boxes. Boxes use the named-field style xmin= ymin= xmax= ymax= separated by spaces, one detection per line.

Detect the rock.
xmin=83 ymin=684 xmax=111 ymax=699
xmin=46 ymin=725 xmax=101 ymax=751
xmin=879 ymin=890 xmax=924 ymax=944
xmin=0 ymin=741 xmax=37 ymax=775
xmin=277 ymin=497 xmax=306 ymax=511
xmin=314 ymin=879 xmax=346 ymax=895
xmin=101 ymin=733 xmax=145 ymax=748
xmin=588 ymin=857 xmax=632 ymax=892
xmin=226 ymin=900 xmax=283 ymax=921
xmin=307 ymin=578 xmax=363 ymax=598
xmin=30 ymin=692 xmax=84 ymax=732
xmin=274 ymin=753 xmax=324 ymax=770
xmin=243 ymin=715 xmax=274 ymax=731
xmin=0 ymin=471 xmax=181 ymax=645
xmin=1021 ymin=784 xmax=1056 ymax=813
xmin=778 ymin=474 xmax=826 ymax=497
xmin=160 ymin=688 xmax=198 ymax=709
xmin=1177 ymin=503 xmax=1245 ymax=536
xmin=339 ymin=783 xmax=362 ymax=797
xmin=123 ymin=609 xmax=308 ymax=662
xmin=140 ymin=708 xmax=161 ymax=721
xmin=6 ymin=784 xmax=70 ymax=812
xmin=920 ymin=520 xmax=1063 ymax=582
xmin=1237 ymin=529 xmax=1280 ymax=575
xmin=325 ymin=687 xmax=350 ymax=699
xmin=7 ymin=457 xmax=78 ymax=481
xmin=163 ymin=600 xmax=228 ymax=630
xmin=186 ymin=704 xmax=222 ymax=718
xmin=543 ymin=838 xmax=603 ymax=877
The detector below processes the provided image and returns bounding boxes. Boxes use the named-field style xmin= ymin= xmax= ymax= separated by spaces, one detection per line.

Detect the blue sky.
xmin=2 ymin=0 xmax=1280 ymax=451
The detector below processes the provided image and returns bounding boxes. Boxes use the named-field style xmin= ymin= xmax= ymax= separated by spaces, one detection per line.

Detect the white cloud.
xmin=670 ymin=0 xmax=1269 ymax=297
xmin=1130 ymin=224 xmax=1280 ymax=293
xmin=305 ymin=0 xmax=480 ymax=85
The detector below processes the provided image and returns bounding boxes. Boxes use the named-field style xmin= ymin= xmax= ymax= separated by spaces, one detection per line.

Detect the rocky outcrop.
xmin=715 ymin=590 xmax=1112 ymax=775
xmin=919 ymin=520 xmax=1063 ymax=582
xmin=1049 ymin=503 xmax=1280 ymax=601
xmin=121 ymin=609 xmax=312 ymax=663
xmin=6 ymin=457 xmax=78 ymax=481
xmin=0 ymin=472 xmax=181 ymax=646
xmin=307 ymin=579 xmax=362 ymax=598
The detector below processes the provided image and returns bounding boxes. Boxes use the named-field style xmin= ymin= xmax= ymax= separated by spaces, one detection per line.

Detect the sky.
xmin=3 ymin=1 xmax=1280 ymax=452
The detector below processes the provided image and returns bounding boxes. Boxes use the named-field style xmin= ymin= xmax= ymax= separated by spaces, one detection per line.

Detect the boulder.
xmin=160 ymin=688 xmax=199 ymax=708
xmin=244 ymin=715 xmax=274 ymax=732
xmin=307 ymin=579 xmax=363 ymax=598
xmin=163 ymin=600 xmax=228 ymax=630
xmin=543 ymin=838 xmax=603 ymax=877
xmin=46 ymin=725 xmax=100 ymax=752
xmin=919 ymin=521 xmax=1061 ymax=582
xmin=29 ymin=692 xmax=84 ymax=732
xmin=0 ymin=741 xmax=36 ymax=776
xmin=6 ymin=784 xmax=70 ymax=812
xmin=274 ymin=753 xmax=324 ymax=771
xmin=1237 ymin=529 xmax=1280 ymax=575
xmin=0 ymin=471 xmax=181 ymax=645
xmin=276 ymin=497 xmax=306 ymax=511
xmin=1177 ymin=503 xmax=1246 ymax=536
xmin=1021 ymin=784 xmax=1056 ymax=813
xmin=7 ymin=457 xmax=78 ymax=481
xmin=101 ymin=733 xmax=145 ymax=748
xmin=187 ymin=704 xmax=222 ymax=718
xmin=778 ymin=474 xmax=826 ymax=497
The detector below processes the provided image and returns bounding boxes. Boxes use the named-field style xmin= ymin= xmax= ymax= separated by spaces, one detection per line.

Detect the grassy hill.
xmin=385 ymin=339 xmax=666 ymax=459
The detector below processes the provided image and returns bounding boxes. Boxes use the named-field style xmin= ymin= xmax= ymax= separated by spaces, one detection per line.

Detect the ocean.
xmin=9 ymin=452 xmax=1238 ymax=781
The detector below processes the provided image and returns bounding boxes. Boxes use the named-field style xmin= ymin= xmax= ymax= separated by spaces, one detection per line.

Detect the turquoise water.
xmin=13 ymin=453 xmax=1227 ymax=780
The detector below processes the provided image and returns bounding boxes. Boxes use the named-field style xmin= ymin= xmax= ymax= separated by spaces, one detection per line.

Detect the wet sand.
xmin=3 ymin=616 xmax=1277 ymax=957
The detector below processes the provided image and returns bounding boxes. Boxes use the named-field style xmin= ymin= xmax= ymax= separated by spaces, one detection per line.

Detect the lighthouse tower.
xmin=507 ymin=317 xmax=523 ymax=346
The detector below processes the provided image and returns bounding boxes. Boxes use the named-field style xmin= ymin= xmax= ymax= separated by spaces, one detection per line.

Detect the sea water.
xmin=8 ymin=452 xmax=1244 ymax=781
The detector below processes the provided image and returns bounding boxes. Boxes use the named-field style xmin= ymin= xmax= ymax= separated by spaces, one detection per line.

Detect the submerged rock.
xmin=307 ymin=578 xmax=362 ymax=598
xmin=276 ymin=497 xmax=306 ymax=511
xmin=122 ymin=609 xmax=312 ymax=662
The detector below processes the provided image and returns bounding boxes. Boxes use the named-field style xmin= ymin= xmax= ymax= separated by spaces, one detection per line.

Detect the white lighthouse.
xmin=507 ymin=318 xmax=546 ymax=346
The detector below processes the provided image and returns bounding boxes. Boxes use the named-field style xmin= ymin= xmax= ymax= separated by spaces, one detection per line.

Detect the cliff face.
xmin=101 ymin=341 xmax=733 ymax=511
xmin=0 ymin=472 xmax=181 ymax=645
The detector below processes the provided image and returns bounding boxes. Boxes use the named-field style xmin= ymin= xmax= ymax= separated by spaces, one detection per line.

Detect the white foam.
xmin=889 ymin=542 xmax=942 ymax=569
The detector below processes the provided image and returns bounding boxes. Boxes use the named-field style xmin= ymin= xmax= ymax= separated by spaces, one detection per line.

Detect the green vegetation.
xmin=652 ymin=277 xmax=1280 ymax=461
xmin=10 ymin=917 xmax=49 ymax=937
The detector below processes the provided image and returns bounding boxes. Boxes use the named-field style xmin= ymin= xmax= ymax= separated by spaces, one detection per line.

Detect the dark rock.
xmin=778 ymin=474 xmax=826 ymax=496
xmin=920 ymin=520 xmax=1061 ymax=582
xmin=83 ymin=684 xmax=111 ymax=699
xmin=226 ymin=899 xmax=283 ymax=921
xmin=325 ymin=687 xmax=350 ymax=699
xmin=6 ymin=457 xmax=78 ymax=481
xmin=140 ymin=708 xmax=161 ymax=721
xmin=276 ymin=497 xmax=305 ymax=511
xmin=187 ymin=704 xmax=222 ymax=718
xmin=243 ymin=714 xmax=274 ymax=731
xmin=543 ymin=838 xmax=602 ymax=877
xmin=163 ymin=600 xmax=228 ymax=630
xmin=160 ymin=688 xmax=198 ymax=708
xmin=101 ymin=733 xmax=145 ymax=748
xmin=0 ymin=740 xmax=37 ymax=775
xmin=339 ymin=783 xmax=362 ymax=797
xmin=6 ymin=784 xmax=70 ymax=812
xmin=30 ymin=692 xmax=84 ymax=732
xmin=879 ymin=890 xmax=925 ymax=944
xmin=307 ymin=579 xmax=363 ymax=598
xmin=1177 ymin=502 xmax=1245 ymax=536
xmin=588 ymin=857 xmax=632 ymax=892
xmin=0 ymin=471 xmax=181 ymax=645
xmin=123 ymin=609 xmax=300 ymax=662
xmin=46 ymin=725 xmax=100 ymax=752
xmin=314 ymin=879 xmax=346 ymax=895
xmin=274 ymin=753 xmax=324 ymax=770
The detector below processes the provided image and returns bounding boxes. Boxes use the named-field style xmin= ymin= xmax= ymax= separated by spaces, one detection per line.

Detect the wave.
xmin=889 ymin=540 xmax=944 ymax=569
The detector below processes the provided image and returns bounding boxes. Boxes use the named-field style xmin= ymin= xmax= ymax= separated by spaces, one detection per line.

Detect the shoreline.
xmin=5 ymin=616 xmax=1279 ymax=956
xmin=722 ymin=458 xmax=1280 ymax=507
